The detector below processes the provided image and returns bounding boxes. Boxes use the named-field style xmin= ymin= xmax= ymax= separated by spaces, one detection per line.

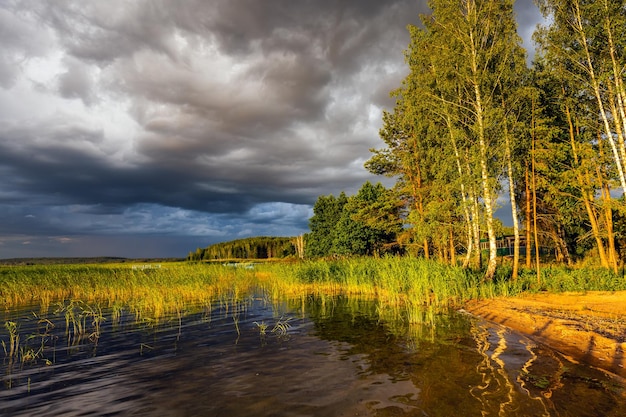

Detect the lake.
xmin=1 ymin=294 xmax=625 ymax=416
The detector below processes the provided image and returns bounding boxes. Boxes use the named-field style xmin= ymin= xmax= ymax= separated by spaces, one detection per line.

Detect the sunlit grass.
xmin=1 ymin=257 xmax=625 ymax=327
xmin=2 ymin=256 xmax=625 ymax=385
xmin=0 ymin=263 xmax=255 ymax=319
xmin=256 ymin=257 xmax=473 ymax=324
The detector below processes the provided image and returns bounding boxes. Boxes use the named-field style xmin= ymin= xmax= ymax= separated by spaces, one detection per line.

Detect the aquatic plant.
xmin=2 ymin=317 xmax=55 ymax=385
xmin=2 ymin=321 xmax=19 ymax=365
xmin=253 ymin=321 xmax=268 ymax=336
xmin=271 ymin=316 xmax=293 ymax=336
xmin=53 ymin=300 xmax=105 ymax=346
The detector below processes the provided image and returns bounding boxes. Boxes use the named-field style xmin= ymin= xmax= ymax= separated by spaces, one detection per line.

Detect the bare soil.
xmin=464 ymin=291 xmax=626 ymax=379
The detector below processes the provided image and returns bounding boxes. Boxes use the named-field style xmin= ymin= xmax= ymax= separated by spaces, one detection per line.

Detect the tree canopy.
xmin=306 ymin=182 xmax=402 ymax=258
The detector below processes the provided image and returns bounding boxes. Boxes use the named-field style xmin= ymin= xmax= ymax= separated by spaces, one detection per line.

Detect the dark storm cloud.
xmin=0 ymin=0 xmax=542 ymax=257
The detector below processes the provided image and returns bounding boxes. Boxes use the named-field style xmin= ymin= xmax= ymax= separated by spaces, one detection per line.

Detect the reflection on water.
xmin=1 ymin=295 xmax=625 ymax=416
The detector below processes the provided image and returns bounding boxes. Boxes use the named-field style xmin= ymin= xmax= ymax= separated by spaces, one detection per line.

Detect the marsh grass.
xmin=1 ymin=316 xmax=56 ymax=388
xmin=254 ymin=257 xmax=626 ymax=324
xmin=2 ymin=257 xmax=624 ymax=392
xmin=255 ymin=257 xmax=470 ymax=321
xmin=2 ymin=321 xmax=19 ymax=364
xmin=254 ymin=320 xmax=269 ymax=335
xmin=1 ymin=258 xmax=624 ymax=341
xmin=271 ymin=316 xmax=293 ymax=336
xmin=0 ymin=263 xmax=256 ymax=319
xmin=54 ymin=300 xmax=105 ymax=346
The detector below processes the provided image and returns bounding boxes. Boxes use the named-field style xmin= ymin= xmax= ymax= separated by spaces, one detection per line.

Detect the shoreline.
xmin=464 ymin=291 xmax=626 ymax=379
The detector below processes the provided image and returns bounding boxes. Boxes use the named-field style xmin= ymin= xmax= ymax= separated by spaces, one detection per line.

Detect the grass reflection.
xmin=0 ymin=257 xmax=498 ymax=380
xmin=1 ymin=258 xmax=472 ymax=327
xmin=2 ymin=258 xmax=624 ymax=397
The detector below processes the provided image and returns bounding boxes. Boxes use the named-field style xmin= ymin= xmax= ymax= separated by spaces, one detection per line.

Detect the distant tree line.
xmin=0 ymin=257 xmax=183 ymax=265
xmin=188 ymin=236 xmax=296 ymax=261
xmin=189 ymin=182 xmax=403 ymax=261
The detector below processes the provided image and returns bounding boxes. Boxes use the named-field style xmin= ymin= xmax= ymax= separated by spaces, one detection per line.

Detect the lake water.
xmin=1 ymin=295 xmax=625 ymax=416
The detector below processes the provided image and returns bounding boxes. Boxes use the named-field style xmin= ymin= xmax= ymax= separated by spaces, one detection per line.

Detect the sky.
xmin=0 ymin=0 xmax=543 ymax=259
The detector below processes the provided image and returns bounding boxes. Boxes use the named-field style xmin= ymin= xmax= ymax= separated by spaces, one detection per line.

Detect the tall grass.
xmin=255 ymin=257 xmax=471 ymax=321
xmin=1 ymin=258 xmax=624 ymax=325
xmin=2 ymin=257 xmax=625 ymax=380
xmin=256 ymin=257 xmax=626 ymax=322
xmin=0 ymin=258 xmax=622 ymax=373
xmin=0 ymin=263 xmax=257 ymax=320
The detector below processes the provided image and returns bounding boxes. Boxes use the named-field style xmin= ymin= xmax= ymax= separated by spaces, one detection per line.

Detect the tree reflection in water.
xmin=1 ymin=295 xmax=625 ymax=416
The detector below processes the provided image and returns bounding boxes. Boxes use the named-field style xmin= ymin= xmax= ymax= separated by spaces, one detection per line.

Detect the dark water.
xmin=1 ymin=295 xmax=625 ymax=416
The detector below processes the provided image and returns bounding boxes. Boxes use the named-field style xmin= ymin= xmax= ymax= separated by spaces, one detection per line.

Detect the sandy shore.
xmin=464 ymin=291 xmax=626 ymax=379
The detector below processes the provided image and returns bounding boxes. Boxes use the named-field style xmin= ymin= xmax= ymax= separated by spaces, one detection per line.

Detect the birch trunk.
xmin=572 ymin=0 xmax=626 ymax=195
xmin=564 ymin=95 xmax=611 ymax=268
xmin=525 ymin=164 xmax=532 ymax=267
xmin=602 ymin=0 xmax=626 ymax=183
xmin=468 ymin=25 xmax=497 ymax=281
xmin=531 ymin=116 xmax=541 ymax=284
xmin=502 ymin=108 xmax=520 ymax=279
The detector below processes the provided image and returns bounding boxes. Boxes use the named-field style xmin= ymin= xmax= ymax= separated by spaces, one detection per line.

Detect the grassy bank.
xmin=257 ymin=258 xmax=626 ymax=317
xmin=1 ymin=257 xmax=625 ymax=368
xmin=2 ymin=257 xmax=624 ymax=322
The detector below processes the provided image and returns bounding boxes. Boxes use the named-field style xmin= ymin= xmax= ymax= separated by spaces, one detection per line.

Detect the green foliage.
xmin=364 ymin=0 xmax=529 ymax=276
xmin=332 ymin=182 xmax=402 ymax=256
xmin=305 ymin=192 xmax=348 ymax=258
xmin=531 ymin=0 xmax=626 ymax=269
xmin=305 ymin=182 xmax=402 ymax=258
xmin=189 ymin=236 xmax=296 ymax=261
xmin=358 ymin=0 xmax=626 ymax=272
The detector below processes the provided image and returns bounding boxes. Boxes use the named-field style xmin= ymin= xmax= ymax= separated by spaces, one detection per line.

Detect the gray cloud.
xmin=57 ymin=57 xmax=96 ymax=105
xmin=0 ymin=0 xmax=541 ymax=258
xmin=514 ymin=0 xmax=545 ymax=61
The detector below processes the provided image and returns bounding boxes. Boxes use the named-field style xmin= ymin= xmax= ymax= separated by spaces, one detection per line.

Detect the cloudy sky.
xmin=0 ymin=0 xmax=543 ymax=259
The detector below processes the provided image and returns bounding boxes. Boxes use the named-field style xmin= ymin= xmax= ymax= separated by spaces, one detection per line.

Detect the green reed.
xmin=0 ymin=262 xmax=258 ymax=319
xmin=255 ymin=257 xmax=626 ymax=324
xmin=2 ymin=321 xmax=19 ymax=364
xmin=54 ymin=300 xmax=106 ymax=346
xmin=256 ymin=257 xmax=468 ymax=303
xmin=2 ymin=256 xmax=624 ymax=392
xmin=251 ymin=257 xmax=466 ymax=324
xmin=1 ymin=258 xmax=624 ymax=331
xmin=2 ymin=316 xmax=55 ymax=386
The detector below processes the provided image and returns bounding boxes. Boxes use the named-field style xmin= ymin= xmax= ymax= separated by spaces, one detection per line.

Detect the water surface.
xmin=1 ymin=295 xmax=625 ymax=416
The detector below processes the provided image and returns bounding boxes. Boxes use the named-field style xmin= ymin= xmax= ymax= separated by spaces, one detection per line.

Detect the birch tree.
xmin=535 ymin=0 xmax=625 ymax=270
xmin=426 ymin=0 xmax=526 ymax=279
xmin=537 ymin=0 xmax=626 ymax=198
xmin=368 ymin=0 xmax=527 ymax=278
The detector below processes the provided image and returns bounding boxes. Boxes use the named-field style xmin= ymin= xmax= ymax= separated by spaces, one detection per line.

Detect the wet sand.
xmin=464 ymin=291 xmax=626 ymax=379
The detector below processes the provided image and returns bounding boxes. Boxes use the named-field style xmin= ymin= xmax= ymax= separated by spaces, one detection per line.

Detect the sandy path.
xmin=464 ymin=291 xmax=626 ymax=379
